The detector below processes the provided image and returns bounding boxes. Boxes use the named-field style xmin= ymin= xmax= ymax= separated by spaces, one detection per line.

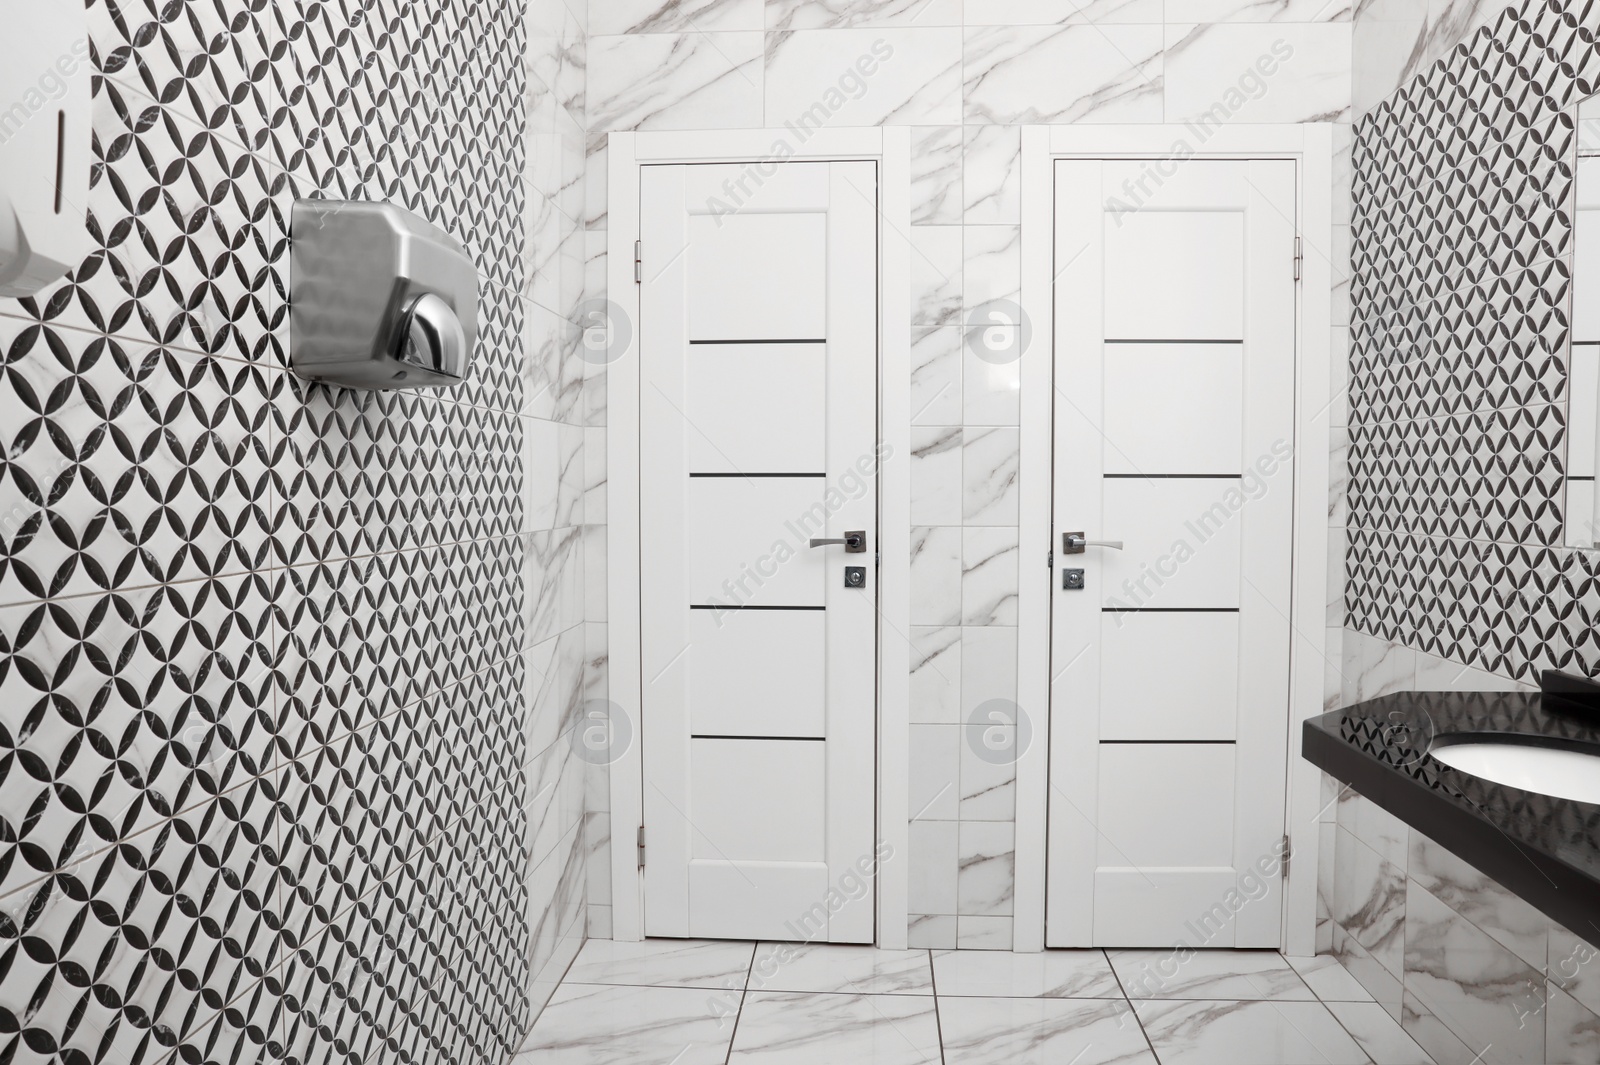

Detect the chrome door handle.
xmin=1063 ymin=531 xmax=1123 ymax=554
xmin=809 ymin=530 xmax=866 ymax=553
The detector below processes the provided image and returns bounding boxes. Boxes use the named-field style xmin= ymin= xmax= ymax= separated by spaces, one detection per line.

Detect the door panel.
xmin=687 ymin=477 xmax=826 ymax=607
xmin=688 ymin=610 xmax=826 ymax=737
xmin=686 ymin=343 xmax=827 ymax=471
xmin=1047 ymin=157 xmax=1296 ymax=948
xmin=1102 ymin=344 xmax=1243 ymax=474
xmin=640 ymin=160 xmax=878 ymax=943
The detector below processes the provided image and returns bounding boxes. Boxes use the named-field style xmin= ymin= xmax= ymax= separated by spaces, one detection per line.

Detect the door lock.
xmin=844 ymin=566 xmax=866 ymax=588
xmin=1062 ymin=568 xmax=1085 ymax=591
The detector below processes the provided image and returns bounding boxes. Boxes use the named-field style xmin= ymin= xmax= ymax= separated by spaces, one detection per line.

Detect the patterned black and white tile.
xmin=1347 ymin=0 xmax=1600 ymax=680
xmin=0 ymin=0 xmax=589 ymax=1062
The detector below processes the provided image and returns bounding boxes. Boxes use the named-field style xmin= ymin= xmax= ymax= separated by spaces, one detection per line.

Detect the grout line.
xmin=1102 ymin=949 xmax=1163 ymax=1063
xmin=928 ymin=947 xmax=948 ymax=1065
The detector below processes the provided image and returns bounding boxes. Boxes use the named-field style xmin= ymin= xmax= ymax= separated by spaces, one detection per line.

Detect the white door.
xmin=638 ymin=161 xmax=880 ymax=943
xmin=1046 ymin=159 xmax=1298 ymax=948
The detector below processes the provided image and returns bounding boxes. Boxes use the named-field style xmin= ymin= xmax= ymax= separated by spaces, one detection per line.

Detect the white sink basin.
xmin=1430 ymin=740 xmax=1600 ymax=804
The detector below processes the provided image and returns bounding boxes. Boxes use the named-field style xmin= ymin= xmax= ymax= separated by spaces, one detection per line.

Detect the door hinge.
xmin=1046 ymin=549 xmax=1054 ymax=570
xmin=875 ymin=549 xmax=881 ymax=566
xmin=637 ymin=825 xmax=646 ymax=869
xmin=1281 ymin=833 xmax=1293 ymax=879
xmin=1292 ymin=237 xmax=1302 ymax=282
xmin=634 ymin=240 xmax=642 ymax=284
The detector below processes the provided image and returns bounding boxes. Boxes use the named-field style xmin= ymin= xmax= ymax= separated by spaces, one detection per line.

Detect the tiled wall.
xmin=1344 ymin=0 xmax=1599 ymax=684
xmin=581 ymin=0 xmax=1353 ymax=950
xmin=1326 ymin=1 xmax=1600 ymax=1058
xmin=1325 ymin=789 xmax=1600 ymax=1063
xmin=0 ymin=0 xmax=590 ymax=1060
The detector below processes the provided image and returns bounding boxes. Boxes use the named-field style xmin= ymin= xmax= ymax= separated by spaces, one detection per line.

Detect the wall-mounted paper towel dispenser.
xmin=289 ymin=199 xmax=477 ymax=389
xmin=0 ymin=0 xmax=94 ymax=297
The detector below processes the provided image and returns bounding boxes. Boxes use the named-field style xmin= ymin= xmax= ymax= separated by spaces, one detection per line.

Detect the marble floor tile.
xmin=1111 ymin=949 xmax=1316 ymax=1001
xmin=1325 ymin=1000 xmax=1434 ymax=1064
xmin=748 ymin=943 xmax=934 ymax=995
xmin=728 ymin=990 xmax=941 ymax=1063
xmin=932 ymin=948 xmax=1122 ymax=998
xmin=1134 ymin=999 xmax=1369 ymax=1064
xmin=562 ymin=937 xmax=754 ymax=989
xmin=1288 ymin=953 xmax=1376 ymax=1002
xmin=938 ymin=996 xmax=1158 ymax=1064
xmin=515 ymin=983 xmax=737 ymax=1064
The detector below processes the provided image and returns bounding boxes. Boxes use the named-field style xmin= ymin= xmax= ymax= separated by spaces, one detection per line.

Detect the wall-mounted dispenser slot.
xmin=289 ymin=198 xmax=478 ymax=389
xmin=0 ymin=1 xmax=93 ymax=297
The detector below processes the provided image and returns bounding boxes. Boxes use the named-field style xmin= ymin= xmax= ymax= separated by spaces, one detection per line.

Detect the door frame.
xmin=606 ymin=128 xmax=914 ymax=946
xmin=1015 ymin=124 xmax=1335 ymax=956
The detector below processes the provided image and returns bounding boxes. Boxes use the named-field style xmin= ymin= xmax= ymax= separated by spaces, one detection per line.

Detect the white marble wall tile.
xmin=1329 ymin=425 xmax=1348 ymax=523
xmin=962 ymin=225 xmax=1021 ymax=311
xmin=911 ymin=226 xmax=963 ymax=325
xmin=1164 ymin=23 xmax=1353 ymax=125
xmin=963 ymin=25 xmax=1164 ymax=124
xmin=1414 ymin=651 xmax=1536 ymax=693
xmin=911 ymin=326 xmax=963 ymax=424
xmin=1546 ymin=982 xmax=1600 ymax=1065
xmin=911 ymin=426 xmax=964 ymax=525
xmin=957 ymin=915 xmax=1013 ymax=949
xmin=586 ymin=903 xmax=612 ymax=938
xmin=962 ymin=343 xmax=1021 ymax=426
xmin=558 ymin=422 xmax=586 ymax=527
xmin=962 ymin=427 xmax=1020 ymax=525
xmin=584 ymin=526 xmax=607 ymax=622
xmin=960 ymin=625 xmax=1018 ymax=716
xmin=1419 ymin=0 xmax=1505 ymax=69
xmin=1329 ymin=223 xmax=1351 ymax=326
xmin=959 ymin=730 xmax=1017 ymax=821
xmin=963 ymin=0 xmax=1163 ymax=24
xmin=963 ymin=126 xmax=1022 ymax=225
xmin=526 ymin=417 xmax=563 ymax=530
xmin=1410 ymin=835 xmax=1550 ymax=977
xmin=1324 ymin=625 xmax=1346 ymax=710
xmin=957 ymin=821 xmax=1015 ymax=916
xmin=910 ymin=126 xmax=964 ymax=225
xmin=1400 ymin=988 xmax=1479 ymax=1065
xmin=908 ymin=819 xmax=959 ymax=914
xmin=910 ymin=625 xmax=962 ymax=724
xmin=1335 ymin=789 xmax=1407 ymax=867
xmin=1335 ymin=921 xmax=1405 ymax=1019
xmin=1340 ymin=626 xmax=1416 ymax=705
xmin=961 ymin=527 xmax=1020 ymax=625
xmin=1404 ymin=879 xmax=1545 ymax=1065
xmin=582 ymin=425 xmax=606 ymax=524
xmin=1325 ymin=526 xmax=1347 ymax=626
xmin=583 ymin=140 xmax=608 ymax=230
xmin=763 ymin=28 xmax=963 ymax=126
xmin=910 ymin=525 xmax=963 ymax=625
xmin=1332 ymin=825 xmax=1405 ymax=979
xmin=1168 ymin=0 xmax=1354 ymax=21
xmin=909 ymin=723 xmax=961 ymax=820
xmin=1350 ymin=8 xmax=1425 ymax=116
xmin=588 ymin=32 xmax=764 ymax=132
xmin=1332 ymin=121 xmax=1353 ymax=224
xmin=908 ymin=913 xmax=959 ymax=948
xmin=769 ymin=0 xmax=964 ymax=29
xmin=591 ymin=0 xmax=762 ymax=34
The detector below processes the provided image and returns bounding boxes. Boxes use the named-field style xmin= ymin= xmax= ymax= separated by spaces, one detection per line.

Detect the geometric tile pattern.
xmin=1348 ymin=0 xmax=1600 ymax=680
xmin=0 ymin=1 xmax=567 ymax=1062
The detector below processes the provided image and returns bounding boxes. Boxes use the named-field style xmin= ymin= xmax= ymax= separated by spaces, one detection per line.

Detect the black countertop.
xmin=1303 ymin=688 xmax=1600 ymax=939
